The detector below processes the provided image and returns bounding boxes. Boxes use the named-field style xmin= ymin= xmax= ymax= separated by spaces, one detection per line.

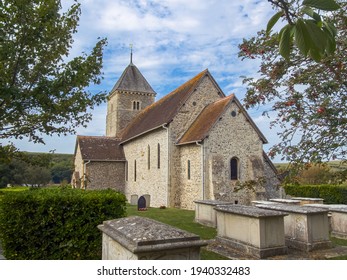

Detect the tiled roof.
xmin=177 ymin=94 xmax=268 ymax=145
xmin=177 ymin=95 xmax=234 ymax=144
xmin=76 ymin=136 xmax=125 ymax=161
xmin=120 ymin=69 xmax=213 ymax=143
xmin=111 ymin=63 xmax=156 ymax=95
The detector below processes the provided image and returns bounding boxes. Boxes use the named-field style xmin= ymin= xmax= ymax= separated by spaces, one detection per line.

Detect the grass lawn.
xmin=126 ymin=204 xmax=230 ymax=260
xmin=126 ymin=204 xmax=217 ymax=240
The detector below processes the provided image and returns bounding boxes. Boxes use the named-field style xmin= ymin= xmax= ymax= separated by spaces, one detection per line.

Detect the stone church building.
xmin=72 ymin=59 xmax=282 ymax=210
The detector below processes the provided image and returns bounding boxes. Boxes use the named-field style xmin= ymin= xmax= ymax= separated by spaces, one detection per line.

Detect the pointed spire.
xmin=129 ymin=43 xmax=133 ymax=65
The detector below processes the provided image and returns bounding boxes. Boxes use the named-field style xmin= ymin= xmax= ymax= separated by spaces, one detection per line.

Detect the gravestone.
xmin=138 ymin=196 xmax=147 ymax=211
xmin=130 ymin=194 xmax=138 ymax=205
xmin=143 ymin=194 xmax=151 ymax=208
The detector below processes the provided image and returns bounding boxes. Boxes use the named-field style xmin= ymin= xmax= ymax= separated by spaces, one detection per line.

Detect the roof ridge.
xmin=119 ymin=69 xmax=210 ymax=142
xmin=177 ymin=94 xmax=234 ymax=145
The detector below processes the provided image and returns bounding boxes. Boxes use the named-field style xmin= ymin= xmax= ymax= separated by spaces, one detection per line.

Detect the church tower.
xmin=106 ymin=52 xmax=156 ymax=137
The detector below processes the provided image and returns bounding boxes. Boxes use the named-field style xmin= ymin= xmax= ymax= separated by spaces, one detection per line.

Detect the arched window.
xmin=133 ymin=101 xmax=140 ymax=110
xmin=125 ymin=161 xmax=128 ymax=181
xmin=147 ymin=145 xmax=150 ymax=170
xmin=230 ymin=157 xmax=239 ymax=180
xmin=187 ymin=160 xmax=191 ymax=180
xmin=157 ymin=143 xmax=160 ymax=169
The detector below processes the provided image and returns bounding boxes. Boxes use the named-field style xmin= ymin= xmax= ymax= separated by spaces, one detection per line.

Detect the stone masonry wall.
xmin=176 ymin=144 xmax=202 ymax=210
xmin=204 ymin=100 xmax=266 ymax=205
xmin=263 ymin=160 xmax=284 ymax=199
xmin=169 ymin=75 xmax=223 ymax=207
xmin=106 ymin=91 xmax=155 ymax=137
xmin=73 ymin=144 xmax=84 ymax=188
xmin=122 ymin=128 xmax=168 ymax=208
xmin=86 ymin=161 xmax=125 ymax=192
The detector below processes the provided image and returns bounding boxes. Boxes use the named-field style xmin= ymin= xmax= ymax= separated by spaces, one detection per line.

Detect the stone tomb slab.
xmin=269 ymin=198 xmax=301 ymax=205
xmin=291 ymin=197 xmax=324 ymax=205
xmin=98 ymin=216 xmax=208 ymax=260
xmin=257 ymin=204 xmax=332 ymax=251
xmin=214 ymin=205 xmax=288 ymax=259
xmin=251 ymin=200 xmax=280 ymax=206
xmin=306 ymin=204 xmax=347 ymax=239
xmin=194 ymin=200 xmax=234 ymax=228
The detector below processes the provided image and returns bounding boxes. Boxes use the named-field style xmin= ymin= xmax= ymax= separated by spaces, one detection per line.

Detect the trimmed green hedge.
xmin=0 ymin=188 xmax=126 ymax=259
xmin=284 ymin=184 xmax=347 ymax=204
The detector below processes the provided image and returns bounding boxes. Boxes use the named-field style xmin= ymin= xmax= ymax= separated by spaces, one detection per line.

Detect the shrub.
xmin=0 ymin=187 xmax=126 ymax=259
xmin=284 ymin=184 xmax=347 ymax=204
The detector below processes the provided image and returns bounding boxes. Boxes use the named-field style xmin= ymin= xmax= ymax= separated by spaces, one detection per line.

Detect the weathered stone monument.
xmin=290 ymin=197 xmax=324 ymax=205
xmin=98 ymin=216 xmax=208 ymax=260
xmin=194 ymin=200 xmax=234 ymax=228
xmin=306 ymin=204 xmax=347 ymax=239
xmin=137 ymin=196 xmax=147 ymax=211
xmin=130 ymin=194 xmax=138 ymax=205
xmin=214 ymin=205 xmax=288 ymax=259
xmin=257 ymin=204 xmax=332 ymax=251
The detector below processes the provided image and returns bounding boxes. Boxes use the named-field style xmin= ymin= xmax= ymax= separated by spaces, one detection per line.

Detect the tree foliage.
xmin=267 ymin=0 xmax=341 ymax=61
xmin=0 ymin=0 xmax=107 ymax=151
xmin=239 ymin=1 xmax=347 ymax=164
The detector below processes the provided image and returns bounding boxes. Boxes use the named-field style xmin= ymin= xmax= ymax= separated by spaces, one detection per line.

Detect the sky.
xmin=3 ymin=0 xmax=286 ymax=162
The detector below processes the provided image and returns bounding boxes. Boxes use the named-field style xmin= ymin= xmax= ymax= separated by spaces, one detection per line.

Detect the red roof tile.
xmin=177 ymin=94 xmax=268 ymax=145
xmin=120 ymin=69 xmax=211 ymax=143
xmin=177 ymin=95 xmax=234 ymax=144
xmin=76 ymin=136 xmax=125 ymax=161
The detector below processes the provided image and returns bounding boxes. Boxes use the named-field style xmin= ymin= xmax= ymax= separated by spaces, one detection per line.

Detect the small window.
xmin=230 ymin=157 xmax=238 ymax=180
xmin=147 ymin=145 xmax=150 ymax=170
xmin=132 ymin=101 xmax=140 ymax=110
xmin=187 ymin=160 xmax=191 ymax=180
xmin=192 ymin=101 xmax=197 ymax=106
xmin=125 ymin=161 xmax=128 ymax=181
xmin=134 ymin=160 xmax=137 ymax=182
xmin=231 ymin=111 xmax=237 ymax=117
xmin=157 ymin=143 xmax=160 ymax=169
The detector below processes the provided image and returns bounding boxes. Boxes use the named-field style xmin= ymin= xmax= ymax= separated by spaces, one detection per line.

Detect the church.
xmin=72 ymin=56 xmax=282 ymax=210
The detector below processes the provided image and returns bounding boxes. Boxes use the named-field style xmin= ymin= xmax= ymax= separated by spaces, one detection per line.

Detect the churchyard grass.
xmin=125 ymin=204 xmax=229 ymax=260
xmin=126 ymin=204 xmax=217 ymax=240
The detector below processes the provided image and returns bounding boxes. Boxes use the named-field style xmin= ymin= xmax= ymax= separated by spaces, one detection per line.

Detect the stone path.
xmin=207 ymin=240 xmax=347 ymax=260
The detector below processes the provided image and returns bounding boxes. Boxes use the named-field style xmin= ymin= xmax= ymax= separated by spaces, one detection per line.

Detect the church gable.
xmin=120 ymin=69 xmax=222 ymax=143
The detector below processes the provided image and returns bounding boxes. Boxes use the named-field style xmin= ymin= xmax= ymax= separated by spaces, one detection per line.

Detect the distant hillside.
xmin=274 ymin=161 xmax=347 ymax=172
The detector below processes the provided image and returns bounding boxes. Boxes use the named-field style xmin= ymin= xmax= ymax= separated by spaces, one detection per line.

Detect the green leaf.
xmin=323 ymin=21 xmax=338 ymax=37
xmin=279 ymin=24 xmax=293 ymax=60
xmin=266 ymin=11 xmax=283 ymax=35
xmin=303 ymin=0 xmax=340 ymax=11
xmin=323 ymin=28 xmax=336 ymax=54
xmin=309 ymin=47 xmax=322 ymax=62
xmin=301 ymin=6 xmax=322 ymax=22
xmin=305 ymin=20 xmax=326 ymax=52
xmin=294 ymin=19 xmax=311 ymax=56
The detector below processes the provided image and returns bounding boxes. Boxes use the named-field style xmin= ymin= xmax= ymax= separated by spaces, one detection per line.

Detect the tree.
xmin=266 ymin=0 xmax=341 ymax=61
xmin=0 ymin=0 xmax=107 ymax=157
xmin=239 ymin=1 xmax=346 ymax=164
